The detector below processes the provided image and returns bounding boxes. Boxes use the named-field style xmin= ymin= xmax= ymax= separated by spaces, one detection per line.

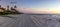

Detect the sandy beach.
xmin=0 ymin=14 xmax=60 ymax=27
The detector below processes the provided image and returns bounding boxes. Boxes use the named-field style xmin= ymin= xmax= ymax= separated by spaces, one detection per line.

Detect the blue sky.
xmin=0 ymin=0 xmax=60 ymax=14
xmin=0 ymin=0 xmax=60 ymax=9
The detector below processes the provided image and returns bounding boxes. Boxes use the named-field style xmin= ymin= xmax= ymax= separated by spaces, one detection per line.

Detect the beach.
xmin=0 ymin=14 xmax=60 ymax=27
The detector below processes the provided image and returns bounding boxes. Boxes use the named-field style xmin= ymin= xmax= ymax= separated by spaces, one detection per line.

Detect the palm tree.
xmin=10 ymin=1 xmax=17 ymax=6
xmin=14 ymin=5 xmax=17 ymax=8
xmin=9 ymin=1 xmax=17 ymax=10
xmin=7 ymin=5 xmax=9 ymax=11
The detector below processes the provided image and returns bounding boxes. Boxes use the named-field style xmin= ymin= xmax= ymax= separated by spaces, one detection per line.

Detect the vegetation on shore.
xmin=0 ymin=5 xmax=23 ymax=15
xmin=0 ymin=10 xmax=23 ymax=15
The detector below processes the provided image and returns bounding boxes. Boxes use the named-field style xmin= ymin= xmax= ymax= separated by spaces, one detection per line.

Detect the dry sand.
xmin=0 ymin=14 xmax=60 ymax=27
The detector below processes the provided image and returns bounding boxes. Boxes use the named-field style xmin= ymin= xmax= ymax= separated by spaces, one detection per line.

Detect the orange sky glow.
xmin=17 ymin=7 xmax=60 ymax=14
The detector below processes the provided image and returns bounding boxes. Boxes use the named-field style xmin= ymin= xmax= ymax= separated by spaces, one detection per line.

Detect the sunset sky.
xmin=0 ymin=0 xmax=60 ymax=14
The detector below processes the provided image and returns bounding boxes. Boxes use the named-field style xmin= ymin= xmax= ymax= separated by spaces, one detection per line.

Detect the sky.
xmin=0 ymin=0 xmax=60 ymax=14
